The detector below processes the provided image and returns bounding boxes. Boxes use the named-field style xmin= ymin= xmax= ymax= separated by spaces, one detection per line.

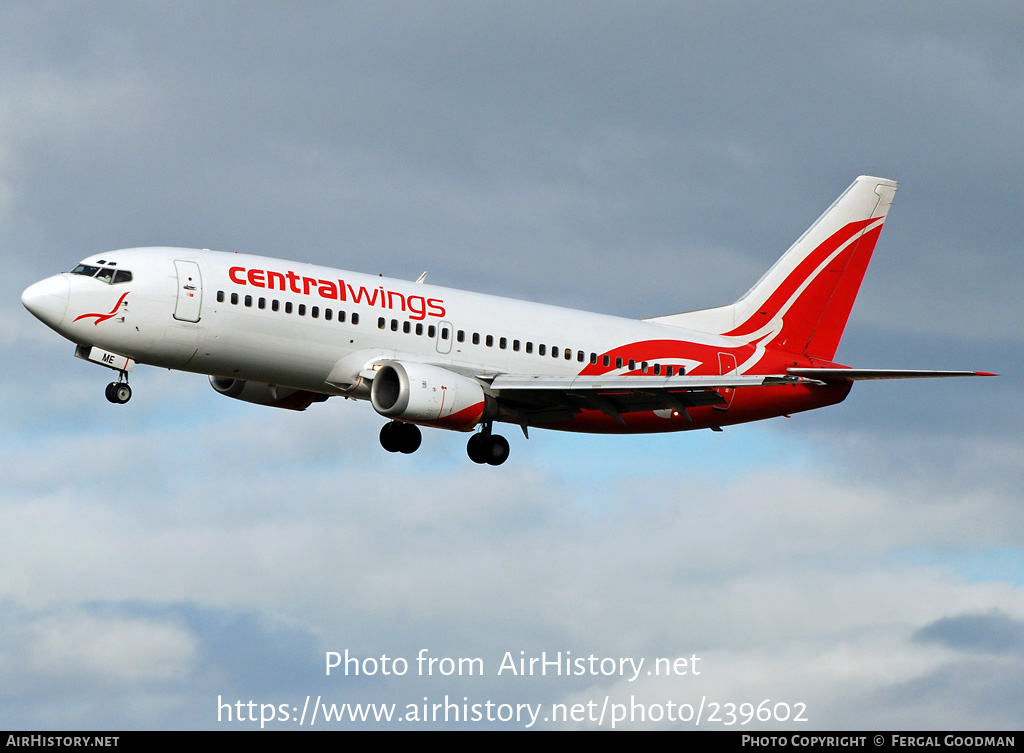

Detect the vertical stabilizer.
xmin=646 ymin=176 xmax=898 ymax=361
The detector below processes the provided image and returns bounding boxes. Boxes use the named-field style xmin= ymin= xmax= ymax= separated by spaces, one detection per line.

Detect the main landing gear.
xmin=379 ymin=421 xmax=510 ymax=465
xmin=467 ymin=424 xmax=509 ymax=466
xmin=104 ymin=378 xmax=132 ymax=404
xmin=379 ymin=420 xmax=422 ymax=454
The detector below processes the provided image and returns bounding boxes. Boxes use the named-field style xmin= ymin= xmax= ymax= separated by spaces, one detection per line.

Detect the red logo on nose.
xmin=74 ymin=291 xmax=130 ymax=325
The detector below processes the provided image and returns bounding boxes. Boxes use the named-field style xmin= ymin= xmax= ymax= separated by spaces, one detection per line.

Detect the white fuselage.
xmin=41 ymin=247 xmax=738 ymax=394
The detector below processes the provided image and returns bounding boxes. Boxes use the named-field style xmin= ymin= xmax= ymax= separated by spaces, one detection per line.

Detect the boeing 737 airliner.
xmin=22 ymin=176 xmax=992 ymax=465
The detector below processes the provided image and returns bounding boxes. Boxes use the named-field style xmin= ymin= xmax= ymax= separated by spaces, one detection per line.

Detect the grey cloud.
xmin=913 ymin=611 xmax=1024 ymax=655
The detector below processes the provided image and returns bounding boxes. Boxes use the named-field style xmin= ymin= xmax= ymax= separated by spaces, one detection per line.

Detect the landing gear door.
xmin=173 ymin=260 xmax=203 ymax=322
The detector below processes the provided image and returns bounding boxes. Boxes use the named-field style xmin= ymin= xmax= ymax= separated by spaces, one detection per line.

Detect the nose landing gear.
xmin=104 ymin=375 xmax=132 ymax=404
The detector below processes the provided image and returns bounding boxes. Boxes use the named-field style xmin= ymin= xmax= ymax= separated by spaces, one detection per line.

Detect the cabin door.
xmin=173 ymin=260 xmax=203 ymax=322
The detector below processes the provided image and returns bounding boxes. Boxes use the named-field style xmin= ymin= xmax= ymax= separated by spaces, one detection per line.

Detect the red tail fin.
xmin=646 ymin=176 xmax=898 ymax=361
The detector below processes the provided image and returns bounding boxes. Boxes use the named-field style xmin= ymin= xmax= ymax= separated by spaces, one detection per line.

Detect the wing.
xmin=487 ymin=373 xmax=808 ymax=424
xmin=487 ymin=368 xmax=995 ymax=424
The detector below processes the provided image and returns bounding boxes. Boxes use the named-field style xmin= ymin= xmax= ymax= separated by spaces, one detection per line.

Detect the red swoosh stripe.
xmin=73 ymin=291 xmax=130 ymax=325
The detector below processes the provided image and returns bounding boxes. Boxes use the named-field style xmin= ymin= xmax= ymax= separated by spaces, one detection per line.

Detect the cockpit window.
xmin=69 ymin=264 xmax=132 ymax=284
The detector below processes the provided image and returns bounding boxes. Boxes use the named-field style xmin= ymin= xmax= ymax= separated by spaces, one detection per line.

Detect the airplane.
xmin=22 ymin=176 xmax=993 ymax=466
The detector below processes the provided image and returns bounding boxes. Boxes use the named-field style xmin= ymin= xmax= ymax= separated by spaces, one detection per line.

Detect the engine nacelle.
xmin=209 ymin=376 xmax=327 ymax=411
xmin=370 ymin=361 xmax=495 ymax=431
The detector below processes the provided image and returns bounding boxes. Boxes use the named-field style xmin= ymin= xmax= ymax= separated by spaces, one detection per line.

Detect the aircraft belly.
xmin=191 ymin=330 xmax=343 ymax=392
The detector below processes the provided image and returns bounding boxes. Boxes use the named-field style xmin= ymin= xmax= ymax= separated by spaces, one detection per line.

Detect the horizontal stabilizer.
xmin=787 ymin=368 xmax=996 ymax=381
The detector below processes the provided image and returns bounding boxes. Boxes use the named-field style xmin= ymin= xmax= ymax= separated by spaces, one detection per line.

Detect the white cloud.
xmin=24 ymin=611 xmax=197 ymax=686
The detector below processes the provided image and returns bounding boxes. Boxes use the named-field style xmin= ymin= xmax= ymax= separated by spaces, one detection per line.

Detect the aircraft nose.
xmin=22 ymin=275 xmax=70 ymax=329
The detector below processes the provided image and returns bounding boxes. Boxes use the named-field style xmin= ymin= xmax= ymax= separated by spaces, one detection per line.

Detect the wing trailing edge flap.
xmin=488 ymin=374 xmax=804 ymax=390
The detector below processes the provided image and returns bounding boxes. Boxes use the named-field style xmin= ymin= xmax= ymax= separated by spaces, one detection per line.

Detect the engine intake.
xmin=370 ymin=361 xmax=494 ymax=431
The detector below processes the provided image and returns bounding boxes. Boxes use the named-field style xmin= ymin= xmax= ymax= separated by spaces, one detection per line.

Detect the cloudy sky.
xmin=2 ymin=1 xmax=1022 ymax=730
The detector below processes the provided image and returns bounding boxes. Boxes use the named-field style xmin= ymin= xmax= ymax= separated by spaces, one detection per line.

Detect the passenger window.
xmin=473 ymin=333 xmax=480 ymax=345
xmin=272 ymin=300 xmax=280 ymax=312
xmin=312 ymin=306 xmax=319 ymax=318
xmin=486 ymin=335 xmax=493 ymax=347
xmin=526 ymin=342 xmax=533 ymax=354
xmin=352 ymin=313 xmax=360 ymax=325
xmin=230 ymin=293 xmax=239 ymax=305
xmin=403 ymin=321 xmax=411 ymax=333
xmin=324 ymin=308 xmax=332 ymax=321
xmin=552 ymin=346 xmax=559 ymax=358
xmin=539 ymin=344 xmax=546 ymax=356
xmin=217 ymin=291 xmax=225 ymax=303
xmin=285 ymin=301 xmax=292 ymax=314
xmin=298 ymin=304 xmax=306 ymax=316
xmin=258 ymin=297 xmax=266 ymax=310
xmin=378 ymin=317 xmax=386 ymax=329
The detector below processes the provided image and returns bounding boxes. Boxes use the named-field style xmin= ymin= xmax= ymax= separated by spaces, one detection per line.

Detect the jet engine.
xmin=370 ymin=361 xmax=495 ymax=431
xmin=209 ymin=376 xmax=327 ymax=411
